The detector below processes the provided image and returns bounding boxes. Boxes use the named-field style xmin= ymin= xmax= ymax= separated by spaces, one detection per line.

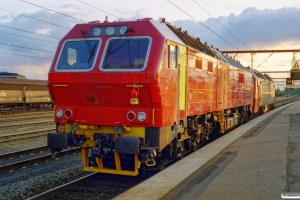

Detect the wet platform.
xmin=114 ymin=100 xmax=300 ymax=200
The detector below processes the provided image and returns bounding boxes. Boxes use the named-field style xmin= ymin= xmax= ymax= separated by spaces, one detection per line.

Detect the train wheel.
xmin=208 ymin=123 xmax=219 ymax=142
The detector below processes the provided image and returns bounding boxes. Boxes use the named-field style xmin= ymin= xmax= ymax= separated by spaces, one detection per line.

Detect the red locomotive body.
xmin=47 ymin=18 xmax=275 ymax=176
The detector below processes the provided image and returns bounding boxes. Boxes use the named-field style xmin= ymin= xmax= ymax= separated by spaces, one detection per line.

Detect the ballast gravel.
xmin=0 ymin=151 xmax=90 ymax=200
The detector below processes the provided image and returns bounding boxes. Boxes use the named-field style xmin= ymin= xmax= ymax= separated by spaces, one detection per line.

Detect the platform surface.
xmin=114 ymin=101 xmax=299 ymax=200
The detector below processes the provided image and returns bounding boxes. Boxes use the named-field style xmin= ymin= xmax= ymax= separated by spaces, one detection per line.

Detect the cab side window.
xmin=169 ymin=45 xmax=177 ymax=69
xmin=196 ymin=56 xmax=202 ymax=69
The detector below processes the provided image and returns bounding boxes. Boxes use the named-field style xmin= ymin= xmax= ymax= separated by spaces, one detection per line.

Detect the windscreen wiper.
xmin=80 ymin=30 xmax=97 ymax=63
xmin=107 ymin=27 xmax=134 ymax=55
xmin=88 ymin=43 xmax=96 ymax=63
xmin=80 ymin=30 xmax=92 ymax=53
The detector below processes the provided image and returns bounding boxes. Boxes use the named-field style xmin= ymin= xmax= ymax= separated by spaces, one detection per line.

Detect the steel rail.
xmin=0 ymin=119 xmax=54 ymax=128
xmin=0 ymin=146 xmax=49 ymax=160
xmin=0 ymin=129 xmax=55 ymax=143
xmin=0 ymin=114 xmax=53 ymax=123
xmin=0 ymin=108 xmax=53 ymax=115
xmin=0 ymin=148 xmax=80 ymax=173
xmin=275 ymin=97 xmax=300 ymax=107
xmin=27 ymin=173 xmax=97 ymax=200
xmin=0 ymin=128 xmax=55 ymax=138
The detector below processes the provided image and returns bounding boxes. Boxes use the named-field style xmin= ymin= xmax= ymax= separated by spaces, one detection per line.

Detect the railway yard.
xmin=0 ymin=96 xmax=298 ymax=200
xmin=0 ymin=1 xmax=299 ymax=200
xmin=0 ymin=107 xmax=148 ymax=200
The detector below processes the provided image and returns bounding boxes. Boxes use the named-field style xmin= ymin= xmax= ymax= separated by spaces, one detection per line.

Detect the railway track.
xmin=29 ymin=173 xmax=146 ymax=200
xmin=0 ymin=113 xmax=53 ymax=123
xmin=0 ymin=147 xmax=79 ymax=173
xmin=0 ymin=110 xmax=53 ymax=116
xmin=0 ymin=97 xmax=299 ymax=200
xmin=275 ymin=96 xmax=300 ymax=107
xmin=0 ymin=146 xmax=49 ymax=160
xmin=0 ymin=112 xmax=55 ymax=143
xmin=0 ymin=127 xmax=55 ymax=143
xmin=24 ymin=97 xmax=300 ymax=200
xmin=0 ymin=107 xmax=53 ymax=115
xmin=0 ymin=119 xmax=53 ymax=129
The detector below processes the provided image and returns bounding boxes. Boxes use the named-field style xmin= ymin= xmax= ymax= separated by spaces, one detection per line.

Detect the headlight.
xmin=106 ymin=27 xmax=114 ymax=35
xmin=56 ymin=109 xmax=63 ymax=118
xmin=127 ymin=111 xmax=136 ymax=121
xmin=93 ymin=28 xmax=101 ymax=36
xmin=137 ymin=112 xmax=146 ymax=121
xmin=64 ymin=109 xmax=73 ymax=118
xmin=120 ymin=26 xmax=127 ymax=34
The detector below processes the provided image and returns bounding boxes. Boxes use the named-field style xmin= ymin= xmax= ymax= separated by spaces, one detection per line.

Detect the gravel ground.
xmin=0 ymin=151 xmax=90 ymax=200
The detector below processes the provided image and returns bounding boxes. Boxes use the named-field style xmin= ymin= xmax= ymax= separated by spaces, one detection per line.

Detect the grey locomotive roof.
xmin=160 ymin=20 xmax=251 ymax=72
xmin=221 ymin=54 xmax=249 ymax=72
xmin=163 ymin=21 xmax=223 ymax=59
xmin=246 ymin=69 xmax=272 ymax=81
xmin=150 ymin=20 xmax=185 ymax=46
xmin=154 ymin=19 xmax=272 ymax=78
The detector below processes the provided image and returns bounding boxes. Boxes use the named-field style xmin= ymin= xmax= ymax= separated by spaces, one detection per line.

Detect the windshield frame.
xmin=54 ymin=38 xmax=102 ymax=72
xmin=99 ymin=36 xmax=152 ymax=72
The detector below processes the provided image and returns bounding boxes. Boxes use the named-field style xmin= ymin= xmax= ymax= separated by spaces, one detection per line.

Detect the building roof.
xmin=0 ymin=72 xmax=26 ymax=79
xmin=0 ymin=78 xmax=47 ymax=85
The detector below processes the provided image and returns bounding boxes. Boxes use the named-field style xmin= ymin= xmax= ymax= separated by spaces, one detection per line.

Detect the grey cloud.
xmin=172 ymin=7 xmax=300 ymax=50
xmin=0 ymin=9 xmax=78 ymax=78
xmin=1 ymin=6 xmax=299 ymax=79
xmin=0 ymin=13 xmax=14 ymax=23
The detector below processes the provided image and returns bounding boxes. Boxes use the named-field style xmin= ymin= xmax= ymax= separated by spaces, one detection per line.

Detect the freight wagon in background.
xmin=0 ymin=78 xmax=53 ymax=110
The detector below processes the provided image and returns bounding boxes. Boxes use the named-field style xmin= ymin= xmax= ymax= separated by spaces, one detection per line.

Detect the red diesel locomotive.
xmin=47 ymin=18 xmax=275 ymax=176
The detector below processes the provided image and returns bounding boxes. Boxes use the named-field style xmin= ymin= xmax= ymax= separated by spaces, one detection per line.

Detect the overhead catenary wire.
xmin=0 ymin=30 xmax=57 ymax=44
xmin=76 ymin=0 xmax=122 ymax=20
xmin=0 ymin=24 xmax=60 ymax=39
xmin=166 ymin=0 xmax=238 ymax=49
xmin=256 ymin=53 xmax=273 ymax=68
xmin=0 ymin=42 xmax=55 ymax=53
xmin=0 ymin=51 xmax=52 ymax=60
xmin=0 ymin=8 xmax=70 ymax=30
xmin=19 ymin=0 xmax=86 ymax=23
xmin=193 ymin=0 xmax=251 ymax=50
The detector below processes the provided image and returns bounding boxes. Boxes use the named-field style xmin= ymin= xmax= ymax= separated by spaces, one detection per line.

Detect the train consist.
xmin=47 ymin=18 xmax=275 ymax=176
xmin=0 ymin=78 xmax=52 ymax=110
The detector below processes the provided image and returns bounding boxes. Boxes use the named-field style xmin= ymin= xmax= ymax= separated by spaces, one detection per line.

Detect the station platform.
xmin=114 ymin=101 xmax=300 ymax=200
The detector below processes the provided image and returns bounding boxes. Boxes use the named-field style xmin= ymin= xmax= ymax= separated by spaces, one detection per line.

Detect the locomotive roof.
xmin=150 ymin=20 xmax=186 ymax=46
xmin=162 ymin=21 xmax=250 ymax=72
xmin=164 ymin=22 xmax=223 ymax=60
xmin=263 ymin=74 xmax=274 ymax=82
xmin=253 ymin=71 xmax=268 ymax=80
xmin=222 ymin=54 xmax=249 ymax=72
xmin=246 ymin=69 xmax=273 ymax=81
xmin=0 ymin=78 xmax=48 ymax=85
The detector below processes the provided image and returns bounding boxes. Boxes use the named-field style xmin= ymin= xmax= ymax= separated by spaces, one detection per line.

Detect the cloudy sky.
xmin=0 ymin=0 xmax=299 ymax=81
